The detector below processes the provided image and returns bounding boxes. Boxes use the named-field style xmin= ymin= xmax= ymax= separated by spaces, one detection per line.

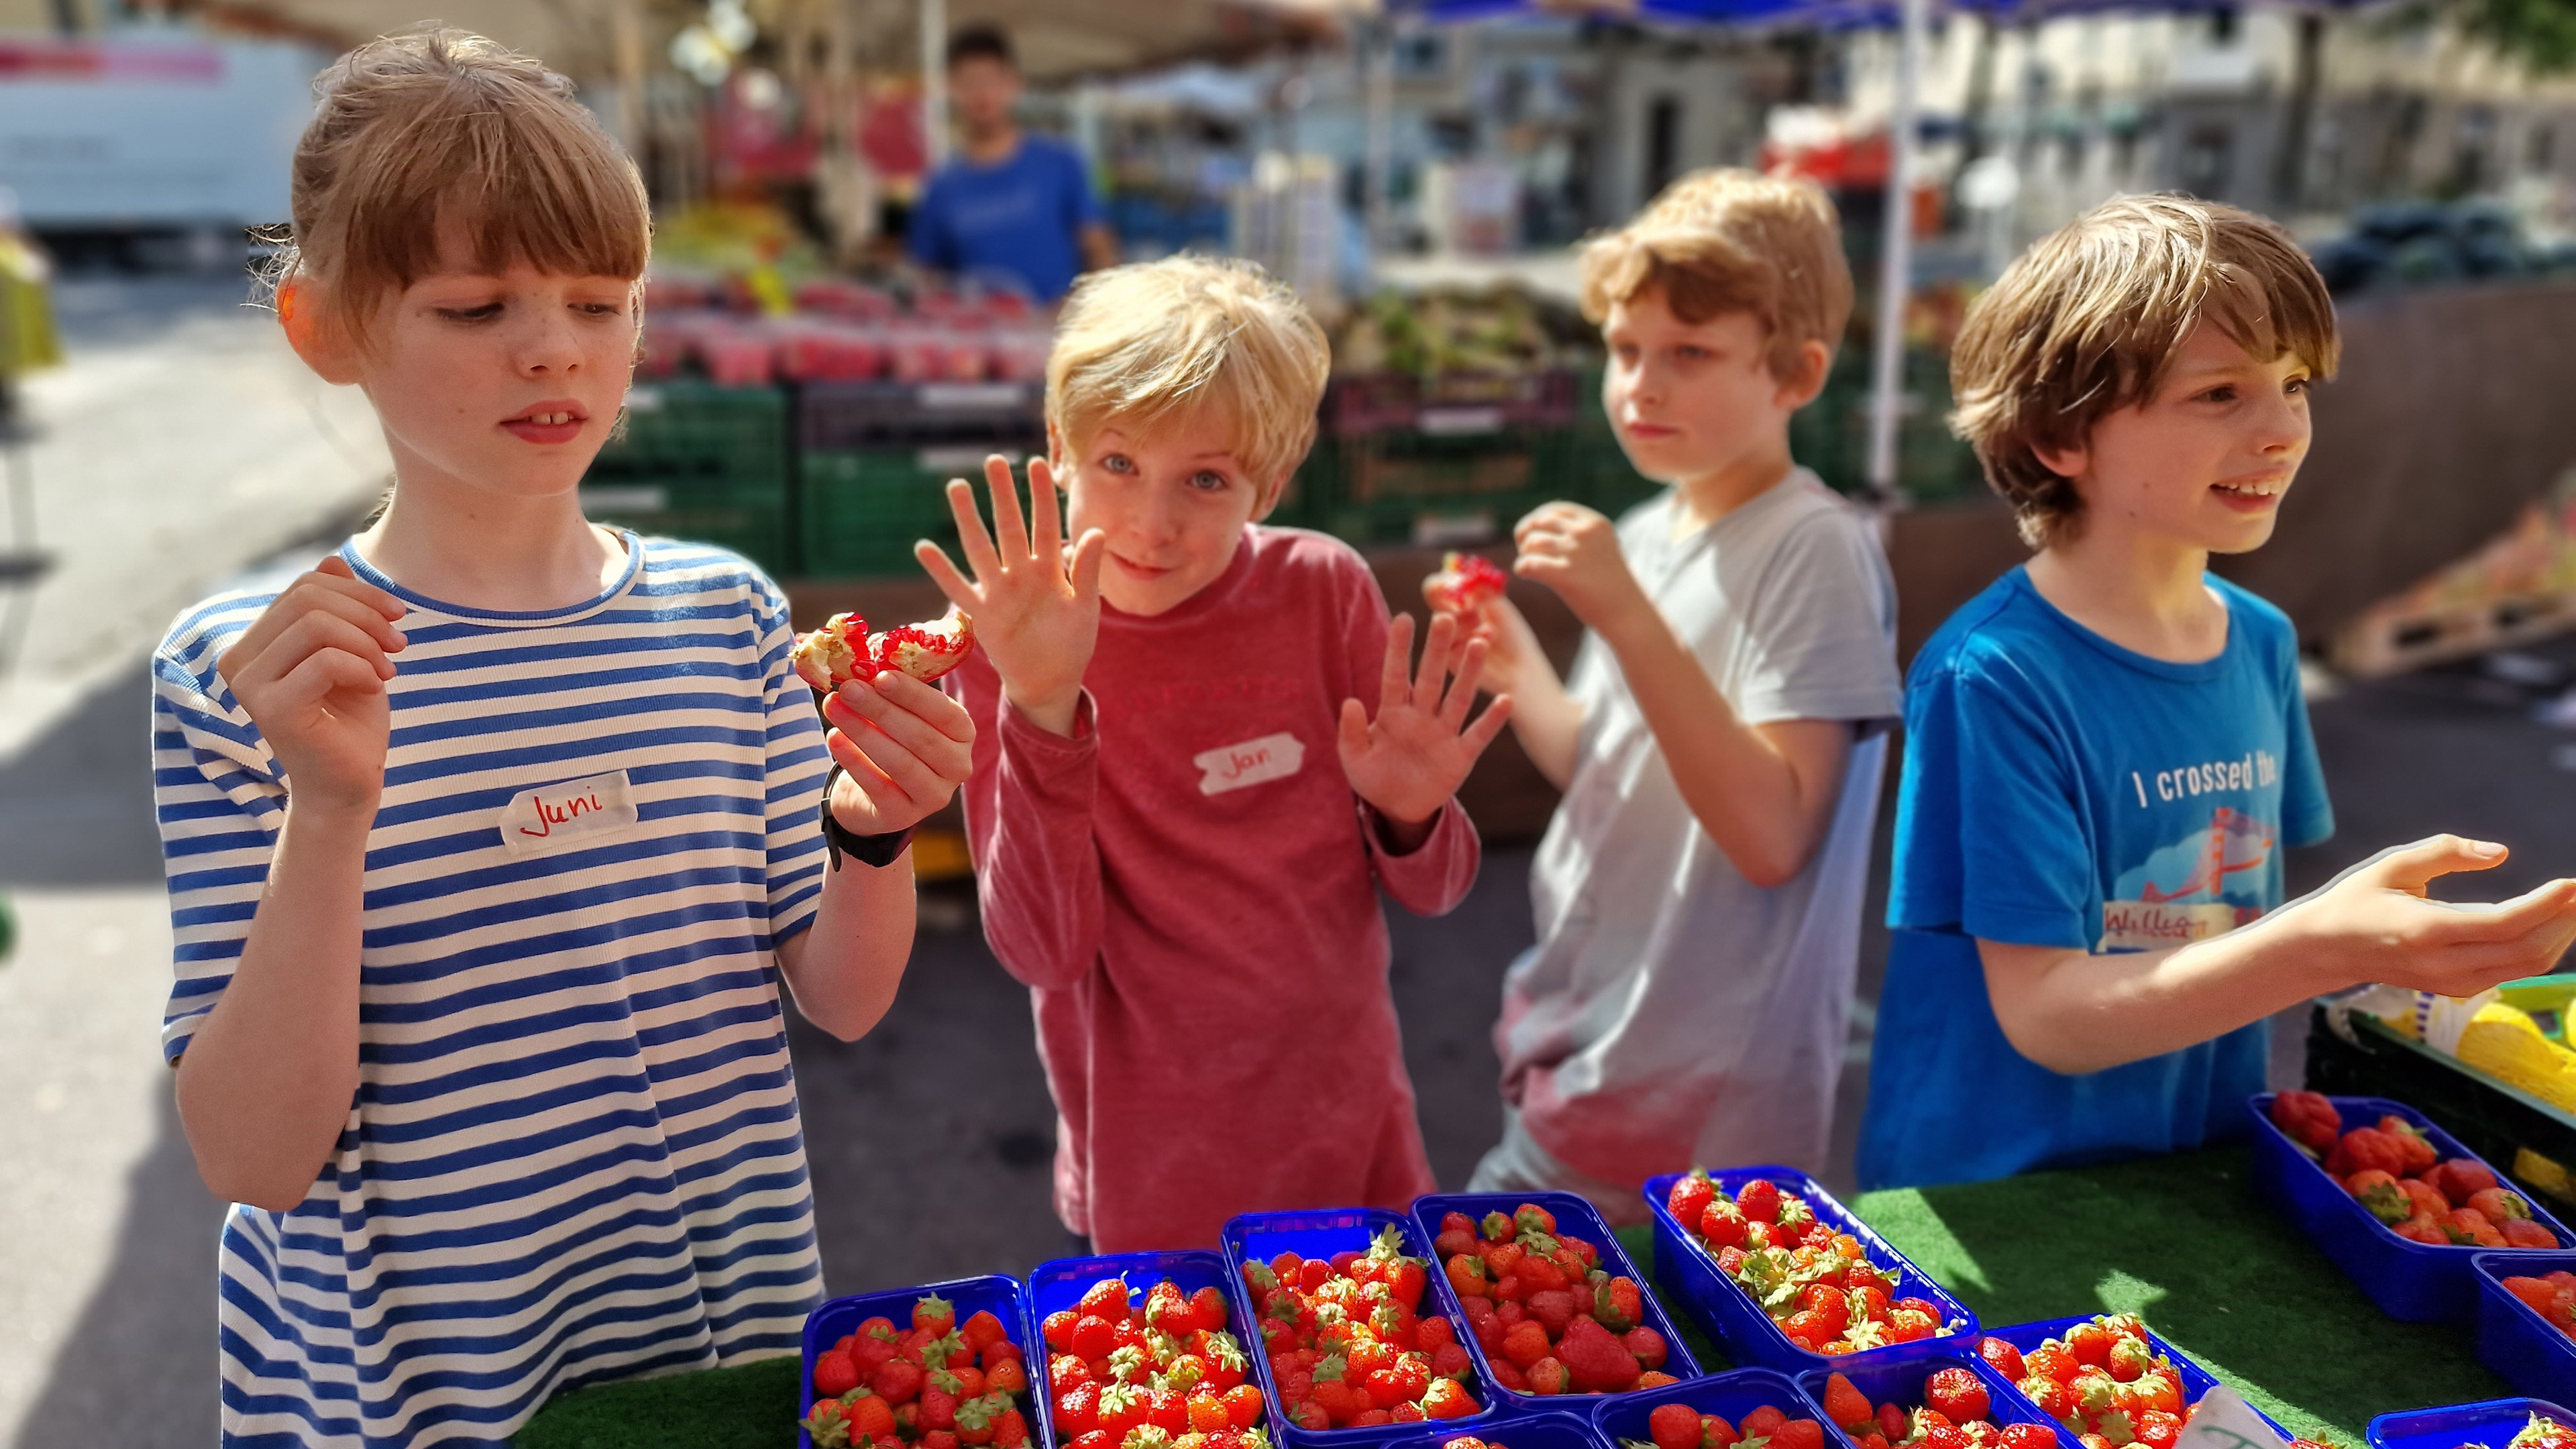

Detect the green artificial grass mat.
xmin=517 ymin=1148 xmax=2512 ymax=1446
xmin=514 ymin=1351 xmax=799 ymax=1448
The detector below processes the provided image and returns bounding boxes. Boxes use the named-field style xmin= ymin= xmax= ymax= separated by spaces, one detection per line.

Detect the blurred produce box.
xmin=798 ymin=380 xmax=1044 ymax=453
xmin=2332 ymin=477 xmax=2576 ymax=678
xmin=799 ymin=446 xmax=1004 ymax=580
xmin=582 ymin=382 xmax=793 ymax=576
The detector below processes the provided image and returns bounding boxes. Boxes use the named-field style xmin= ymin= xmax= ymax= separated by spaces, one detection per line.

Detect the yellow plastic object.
xmin=2457 ymin=1003 xmax=2576 ymax=1112
xmin=910 ymin=827 xmax=974 ymax=883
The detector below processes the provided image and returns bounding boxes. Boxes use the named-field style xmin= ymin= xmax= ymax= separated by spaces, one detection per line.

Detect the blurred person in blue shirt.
xmin=910 ymin=25 xmax=1115 ymax=304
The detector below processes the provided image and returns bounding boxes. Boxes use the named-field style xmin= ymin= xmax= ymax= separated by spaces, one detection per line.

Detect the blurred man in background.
xmin=909 ymin=24 xmax=1116 ymax=304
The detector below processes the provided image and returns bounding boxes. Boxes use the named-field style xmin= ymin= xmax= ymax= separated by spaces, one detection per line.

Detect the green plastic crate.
xmin=581 ymin=488 xmax=790 ymax=576
xmin=1311 ymin=429 xmax=1585 ymax=546
xmin=800 ymin=446 xmax=1000 ymax=579
xmin=590 ymin=382 xmax=790 ymax=500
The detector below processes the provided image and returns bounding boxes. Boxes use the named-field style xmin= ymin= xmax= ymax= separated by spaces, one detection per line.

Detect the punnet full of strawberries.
xmin=2269 ymin=1092 xmax=2559 ymax=1248
xmin=1666 ymin=1171 xmax=1960 ymax=1354
xmin=1973 ymin=1316 xmax=2226 ymax=1449
xmin=1240 ymin=1225 xmax=1482 ymax=1430
xmin=2499 ymin=1269 xmax=2576 ymax=1343
xmin=1621 ymin=1397 xmax=1829 ymax=1449
xmin=804 ymin=1293 xmax=1030 ymax=1449
xmin=1432 ymin=1201 xmax=1678 ymax=1395
xmin=1817 ymin=1368 xmax=2054 ymax=1449
xmin=1038 ymin=1273 xmax=1269 ymax=1449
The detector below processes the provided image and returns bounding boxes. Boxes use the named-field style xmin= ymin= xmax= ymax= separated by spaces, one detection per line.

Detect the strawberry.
xmin=1524 ymin=1357 xmax=1568 ymax=1396
xmin=955 ymin=1393 xmax=1008 ymax=1446
xmin=2349 ymin=1170 xmax=2414 ymax=1226
xmin=1555 ymin=1316 xmax=1642 ymax=1393
xmin=1222 ymin=1385 xmax=1264 ymax=1428
xmin=1055 ymin=1383 xmax=1102 ymax=1435
xmin=1977 ymin=1336 xmax=2027 ymax=1381
xmin=1650 ymin=1405 xmax=1711 ymax=1449
xmin=1081 ymin=1277 xmax=1134 ymax=1321
xmin=1823 ymin=1371 xmax=1875 ymax=1431
xmin=1772 ymin=1419 xmax=1826 ymax=1449
xmin=1737 ymin=1179 xmax=1783 ymax=1225
xmin=2105 ymin=1338 xmax=2157 ymax=1385
xmin=816 ymin=1348 xmax=863 ymax=1399
xmin=1191 ymin=1287 xmax=1230 ymax=1332
xmin=961 ymin=1309 xmax=1009 ymax=1353
xmin=1741 ymin=1408 xmax=1788 ymax=1440
xmin=875 ymin=1359 xmax=925 ymax=1405
xmin=1877 ymin=1403 xmax=1908 ymax=1442
xmin=1422 ymin=1378 xmax=1477 ymax=1419
xmin=2442 ymin=1208 xmax=2510 ymax=1247
xmin=1623 ymin=1327 xmax=1667 ymax=1370
xmin=1668 ymin=1171 xmax=1718 ymax=1228
xmin=987 ymin=1358 xmax=1026 ymax=1396
xmin=2506 ymin=1216 xmax=2562 ymax=1248
xmin=2431 ymin=1157 xmax=2502 ymax=1207
xmin=994 ymin=1409 xmax=1030 ymax=1449
xmin=1594 ymin=1275 xmax=1645 ymax=1334
xmin=2136 ymin=1411 xmax=2184 ymax=1449
xmin=2000 ymin=1426 xmax=2059 ymax=1449
xmin=920 ymin=1387 xmax=960 ymax=1433
xmin=916 ymin=1294 xmax=959 ymax=1337
xmin=2471 ymin=1186 xmax=2537 ymax=1223
xmin=2376 ymin=1116 xmax=2440 ymax=1174
xmin=1925 ymin=1367 xmax=1989 ymax=1423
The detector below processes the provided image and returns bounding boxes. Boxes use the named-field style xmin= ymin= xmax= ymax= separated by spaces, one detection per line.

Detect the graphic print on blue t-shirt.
xmin=1854 ymin=567 xmax=2332 ymax=1191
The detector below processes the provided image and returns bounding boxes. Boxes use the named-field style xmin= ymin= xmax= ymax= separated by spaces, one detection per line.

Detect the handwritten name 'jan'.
xmin=1193 ymin=732 xmax=1305 ymax=796
xmin=498 ymin=770 xmax=641 ymax=859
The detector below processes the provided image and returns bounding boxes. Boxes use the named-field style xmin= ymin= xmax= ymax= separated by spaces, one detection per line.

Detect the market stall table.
xmin=513 ymin=1146 xmax=2518 ymax=1448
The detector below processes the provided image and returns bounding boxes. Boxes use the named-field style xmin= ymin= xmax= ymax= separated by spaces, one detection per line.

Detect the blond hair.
xmin=1046 ymin=257 xmax=1330 ymax=510
xmin=1577 ymin=168 xmax=1854 ymax=384
xmin=273 ymin=26 xmax=650 ymax=351
xmin=1950 ymin=194 xmax=2340 ymax=548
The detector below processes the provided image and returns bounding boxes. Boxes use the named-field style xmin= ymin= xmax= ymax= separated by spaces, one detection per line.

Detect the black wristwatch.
xmin=819 ymin=765 xmax=913 ymax=871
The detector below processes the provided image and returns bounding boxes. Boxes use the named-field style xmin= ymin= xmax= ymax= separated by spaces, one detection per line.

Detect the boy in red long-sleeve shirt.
xmin=920 ymin=257 xmax=1514 ymax=1251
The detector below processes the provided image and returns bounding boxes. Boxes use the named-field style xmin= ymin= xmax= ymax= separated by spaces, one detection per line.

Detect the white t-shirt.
xmin=1497 ymin=470 xmax=1902 ymax=1193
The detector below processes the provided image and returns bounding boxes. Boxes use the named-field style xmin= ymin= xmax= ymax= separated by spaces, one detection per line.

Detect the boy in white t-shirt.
xmin=1434 ymin=169 xmax=1900 ymax=1220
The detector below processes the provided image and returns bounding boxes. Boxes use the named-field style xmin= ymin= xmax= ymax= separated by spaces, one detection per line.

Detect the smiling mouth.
xmin=2212 ymin=477 xmax=2287 ymax=499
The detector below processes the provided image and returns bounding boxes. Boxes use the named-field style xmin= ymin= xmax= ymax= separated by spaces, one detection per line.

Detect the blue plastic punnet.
xmin=1024 ymin=1250 xmax=1245 ymax=1449
xmin=1222 ymin=1206 xmax=1508 ymax=1448
xmin=800 ymin=1274 xmax=1033 ymax=1449
xmin=2247 ymin=1093 xmax=2575 ymax=1324
xmin=2472 ymin=1251 xmax=2576 ymax=1401
xmin=1375 ymin=1409 xmax=1616 ymax=1449
xmin=1796 ymin=1351 xmax=2077 ymax=1449
xmin=1409 ymin=1191 xmax=1702 ymax=1411
xmin=1589 ymin=1366 xmax=1833 ymax=1446
xmin=2367 ymin=1395 xmax=2576 ymax=1449
xmin=1640 ymin=1167 xmax=1978 ymax=1372
xmin=1974 ymin=1314 xmax=2291 ymax=1441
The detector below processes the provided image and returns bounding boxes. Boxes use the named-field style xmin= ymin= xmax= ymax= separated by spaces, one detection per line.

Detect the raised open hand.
xmin=1337 ymin=610 xmax=1514 ymax=837
xmin=916 ymin=453 xmax=1105 ymax=736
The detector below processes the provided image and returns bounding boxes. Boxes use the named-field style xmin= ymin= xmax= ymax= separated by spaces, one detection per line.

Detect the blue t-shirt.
xmin=908 ymin=134 xmax=1101 ymax=302
xmin=1855 ymin=567 xmax=2333 ymax=1190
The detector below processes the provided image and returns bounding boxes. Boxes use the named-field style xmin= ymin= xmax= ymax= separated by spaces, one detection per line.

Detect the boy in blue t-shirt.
xmin=1858 ymin=195 xmax=2576 ymax=1189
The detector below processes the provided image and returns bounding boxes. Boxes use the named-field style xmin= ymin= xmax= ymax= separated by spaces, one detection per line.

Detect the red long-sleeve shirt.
xmin=949 ymin=525 xmax=1479 ymax=1252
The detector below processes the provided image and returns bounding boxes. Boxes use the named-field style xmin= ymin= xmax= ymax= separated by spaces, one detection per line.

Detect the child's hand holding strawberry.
xmin=1337 ymin=611 xmax=1513 ymax=852
xmin=818 ymin=672 xmax=978 ymax=836
xmin=921 ymin=453 xmax=1107 ymax=738
xmin=1511 ymin=501 xmax=1653 ymax=641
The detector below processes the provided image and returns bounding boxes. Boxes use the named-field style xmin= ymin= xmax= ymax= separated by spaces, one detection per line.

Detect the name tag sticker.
xmin=499 ymin=770 xmax=641 ymax=859
xmin=1193 ymin=732 xmax=1304 ymax=796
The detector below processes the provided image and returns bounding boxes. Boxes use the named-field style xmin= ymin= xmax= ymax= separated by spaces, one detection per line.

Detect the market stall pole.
xmin=921 ymin=0 xmax=947 ymax=169
xmin=1864 ymin=0 xmax=1929 ymax=502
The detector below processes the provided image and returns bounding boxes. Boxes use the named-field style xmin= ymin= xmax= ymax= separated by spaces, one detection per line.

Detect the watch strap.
xmin=819 ymin=765 xmax=914 ymax=870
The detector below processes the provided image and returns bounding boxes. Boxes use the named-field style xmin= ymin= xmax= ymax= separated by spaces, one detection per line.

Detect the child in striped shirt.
xmin=150 ymin=29 xmax=971 ymax=1446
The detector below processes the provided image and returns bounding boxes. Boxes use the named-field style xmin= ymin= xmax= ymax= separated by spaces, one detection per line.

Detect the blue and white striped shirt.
xmin=152 ymin=533 xmax=833 ymax=1446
